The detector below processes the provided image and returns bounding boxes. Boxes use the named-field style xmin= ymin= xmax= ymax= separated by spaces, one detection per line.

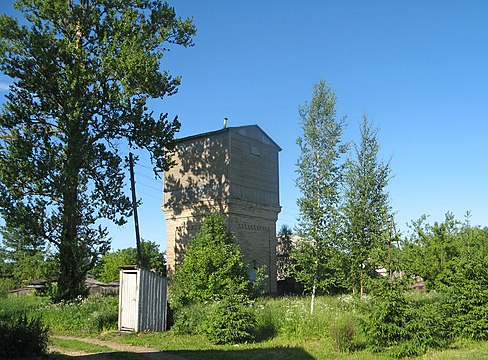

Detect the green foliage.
xmin=360 ymin=279 xmax=450 ymax=358
xmin=251 ymin=265 xmax=269 ymax=297
xmin=41 ymin=294 xmax=118 ymax=333
xmin=330 ymin=314 xmax=356 ymax=353
xmin=293 ymin=80 xmax=348 ymax=308
xmin=442 ymin=257 xmax=488 ymax=340
xmin=0 ymin=225 xmax=58 ymax=291
xmin=343 ymin=115 xmax=392 ymax=296
xmin=0 ymin=294 xmax=50 ymax=315
xmin=92 ymin=240 xmax=166 ymax=282
xmin=170 ymin=214 xmax=251 ymax=309
xmin=170 ymin=215 xmax=256 ymax=345
xmin=0 ymin=278 xmax=17 ymax=297
xmin=401 ymin=213 xmax=461 ymax=290
xmin=252 ymin=295 xmax=355 ymax=340
xmin=171 ymin=296 xmax=257 ymax=345
xmin=0 ymin=0 xmax=195 ymax=301
xmin=0 ymin=294 xmax=118 ymax=335
xmin=202 ymin=294 xmax=257 ymax=345
xmin=92 ymin=248 xmax=135 ymax=282
xmin=276 ymin=224 xmax=293 ymax=281
xmin=170 ymin=302 xmax=208 ymax=335
xmin=400 ymin=212 xmax=488 ymax=341
xmin=399 ymin=212 xmax=488 ymax=345
xmin=0 ymin=310 xmax=49 ymax=358
xmin=291 ymin=239 xmax=348 ymax=296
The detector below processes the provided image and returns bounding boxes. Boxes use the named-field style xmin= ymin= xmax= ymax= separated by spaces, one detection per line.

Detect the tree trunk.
xmin=310 ymin=283 xmax=316 ymax=314
xmin=56 ymin=127 xmax=86 ymax=302
xmin=360 ymin=269 xmax=364 ymax=298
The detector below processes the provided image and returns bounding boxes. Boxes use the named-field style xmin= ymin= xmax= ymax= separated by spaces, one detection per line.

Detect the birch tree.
xmin=343 ymin=115 xmax=391 ymax=297
xmin=293 ymin=80 xmax=347 ymax=313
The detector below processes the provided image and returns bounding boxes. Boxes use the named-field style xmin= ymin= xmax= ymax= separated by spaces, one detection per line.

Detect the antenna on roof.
xmin=223 ymin=117 xmax=228 ymax=129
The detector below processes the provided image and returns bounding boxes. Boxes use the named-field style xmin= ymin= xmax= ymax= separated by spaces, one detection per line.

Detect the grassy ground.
xmin=53 ymin=331 xmax=488 ymax=360
xmin=52 ymin=337 xmax=117 ymax=353
xmin=4 ymin=294 xmax=488 ymax=359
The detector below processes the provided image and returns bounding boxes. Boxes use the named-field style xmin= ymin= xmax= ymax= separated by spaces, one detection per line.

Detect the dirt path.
xmin=52 ymin=336 xmax=187 ymax=360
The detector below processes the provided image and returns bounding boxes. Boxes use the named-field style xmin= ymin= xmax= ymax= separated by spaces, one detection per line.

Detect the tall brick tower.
xmin=162 ymin=125 xmax=281 ymax=293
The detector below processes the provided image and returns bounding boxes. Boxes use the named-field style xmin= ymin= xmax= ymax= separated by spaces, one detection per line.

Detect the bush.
xmin=171 ymin=302 xmax=208 ymax=335
xmin=202 ymin=294 xmax=256 ymax=344
xmin=442 ymin=258 xmax=488 ymax=340
xmin=169 ymin=215 xmax=251 ymax=310
xmin=0 ymin=277 xmax=17 ymax=298
xmin=172 ymin=295 xmax=257 ymax=345
xmin=360 ymin=279 xmax=450 ymax=358
xmin=0 ymin=310 xmax=49 ymax=358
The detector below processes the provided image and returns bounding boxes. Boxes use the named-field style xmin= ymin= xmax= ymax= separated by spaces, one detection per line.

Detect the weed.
xmin=330 ymin=314 xmax=356 ymax=352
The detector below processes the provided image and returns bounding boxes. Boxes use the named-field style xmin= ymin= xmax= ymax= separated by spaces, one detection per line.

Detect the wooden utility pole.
xmin=129 ymin=152 xmax=142 ymax=266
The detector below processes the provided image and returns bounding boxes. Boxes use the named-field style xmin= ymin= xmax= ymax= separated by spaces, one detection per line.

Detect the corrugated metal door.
xmin=119 ymin=270 xmax=138 ymax=331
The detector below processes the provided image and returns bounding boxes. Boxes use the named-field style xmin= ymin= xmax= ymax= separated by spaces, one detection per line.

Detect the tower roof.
xmin=173 ymin=124 xmax=282 ymax=151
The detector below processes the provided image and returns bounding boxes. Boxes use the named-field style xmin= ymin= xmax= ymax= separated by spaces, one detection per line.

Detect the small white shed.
xmin=118 ymin=266 xmax=168 ymax=332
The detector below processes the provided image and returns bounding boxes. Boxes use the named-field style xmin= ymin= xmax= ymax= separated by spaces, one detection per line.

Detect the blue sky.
xmin=1 ymin=1 xmax=488 ymax=251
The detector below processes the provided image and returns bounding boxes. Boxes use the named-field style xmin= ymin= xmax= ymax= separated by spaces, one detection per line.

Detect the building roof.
xmin=173 ymin=124 xmax=282 ymax=151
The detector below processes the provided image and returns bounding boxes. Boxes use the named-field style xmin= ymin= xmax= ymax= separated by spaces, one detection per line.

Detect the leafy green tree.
xmin=170 ymin=214 xmax=251 ymax=309
xmin=0 ymin=247 xmax=16 ymax=294
xmin=92 ymin=248 xmax=134 ymax=283
xmin=0 ymin=0 xmax=195 ymax=301
xmin=92 ymin=240 xmax=166 ymax=282
xmin=343 ymin=115 xmax=392 ymax=297
xmin=401 ymin=213 xmax=460 ymax=290
xmin=292 ymin=80 xmax=348 ymax=313
xmin=0 ymin=224 xmax=57 ymax=288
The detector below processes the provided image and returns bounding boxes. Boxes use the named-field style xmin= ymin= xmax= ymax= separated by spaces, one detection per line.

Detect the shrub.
xmin=172 ymin=295 xmax=257 ymax=344
xmin=171 ymin=302 xmax=208 ymax=335
xmin=0 ymin=277 xmax=17 ymax=298
xmin=169 ymin=215 xmax=251 ymax=310
xmin=360 ymin=279 xmax=450 ymax=358
xmin=202 ymin=294 xmax=256 ymax=344
xmin=442 ymin=258 xmax=488 ymax=340
xmin=0 ymin=310 xmax=49 ymax=358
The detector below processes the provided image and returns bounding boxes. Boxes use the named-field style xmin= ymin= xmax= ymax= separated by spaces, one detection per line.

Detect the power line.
xmin=138 ymin=190 xmax=162 ymax=200
xmin=136 ymin=171 xmax=160 ymax=181
xmin=136 ymin=181 xmax=161 ymax=193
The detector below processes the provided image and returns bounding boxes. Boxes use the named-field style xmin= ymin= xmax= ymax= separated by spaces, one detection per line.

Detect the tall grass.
xmin=0 ymin=293 xmax=119 ymax=334
xmin=0 ymin=294 xmax=50 ymax=316
xmin=253 ymin=295 xmax=356 ymax=340
xmin=42 ymin=294 xmax=119 ymax=333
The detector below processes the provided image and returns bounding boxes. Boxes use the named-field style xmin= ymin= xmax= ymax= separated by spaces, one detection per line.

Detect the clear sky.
xmin=1 ymin=1 xmax=487 ymax=251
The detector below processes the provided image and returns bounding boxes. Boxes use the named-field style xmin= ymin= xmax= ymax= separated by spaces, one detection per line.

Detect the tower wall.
xmin=163 ymin=126 xmax=280 ymax=294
